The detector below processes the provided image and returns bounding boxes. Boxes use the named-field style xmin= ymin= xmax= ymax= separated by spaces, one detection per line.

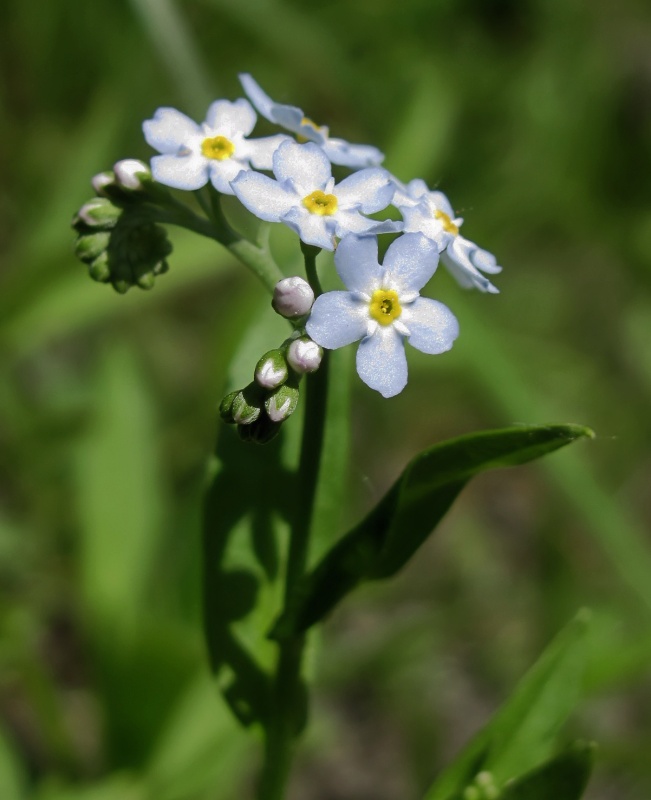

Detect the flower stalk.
xmin=257 ymin=249 xmax=329 ymax=800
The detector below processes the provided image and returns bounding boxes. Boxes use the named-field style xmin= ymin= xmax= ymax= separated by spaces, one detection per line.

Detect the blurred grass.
xmin=1 ymin=0 xmax=651 ymax=798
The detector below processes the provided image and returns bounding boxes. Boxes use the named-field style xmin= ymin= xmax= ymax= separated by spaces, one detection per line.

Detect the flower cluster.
xmin=75 ymin=74 xmax=502 ymax=404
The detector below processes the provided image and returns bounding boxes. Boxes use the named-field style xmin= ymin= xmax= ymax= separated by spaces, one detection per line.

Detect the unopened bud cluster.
xmin=72 ymin=160 xmax=172 ymax=293
xmin=220 ymin=331 xmax=323 ymax=444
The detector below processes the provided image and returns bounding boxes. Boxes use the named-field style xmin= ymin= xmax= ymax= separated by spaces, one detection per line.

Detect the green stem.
xmin=257 ymin=248 xmax=329 ymax=800
xmin=153 ymin=194 xmax=284 ymax=293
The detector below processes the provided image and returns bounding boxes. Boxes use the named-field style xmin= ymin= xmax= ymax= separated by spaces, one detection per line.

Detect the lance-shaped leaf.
xmin=424 ymin=610 xmax=590 ymax=800
xmin=271 ymin=424 xmax=593 ymax=639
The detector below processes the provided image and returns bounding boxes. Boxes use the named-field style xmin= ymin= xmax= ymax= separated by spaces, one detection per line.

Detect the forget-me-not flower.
xmin=306 ymin=233 xmax=459 ymax=397
xmin=143 ymin=99 xmax=288 ymax=195
xmin=231 ymin=140 xmax=395 ymax=250
xmin=239 ymin=74 xmax=384 ymax=169
xmin=393 ymin=179 xmax=502 ymax=293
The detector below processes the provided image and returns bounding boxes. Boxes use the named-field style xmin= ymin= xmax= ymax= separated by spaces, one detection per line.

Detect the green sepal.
xmin=271 ymin=424 xmax=593 ymax=639
xmin=219 ymin=391 xmax=240 ymax=424
xmin=231 ymin=382 xmax=264 ymax=425
xmin=265 ymin=381 xmax=299 ymax=422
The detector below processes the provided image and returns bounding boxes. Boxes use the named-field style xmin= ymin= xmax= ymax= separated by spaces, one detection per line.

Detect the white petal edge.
xmin=356 ymin=326 xmax=408 ymax=398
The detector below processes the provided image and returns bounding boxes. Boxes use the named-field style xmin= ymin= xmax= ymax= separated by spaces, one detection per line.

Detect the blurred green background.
xmin=1 ymin=0 xmax=651 ymax=798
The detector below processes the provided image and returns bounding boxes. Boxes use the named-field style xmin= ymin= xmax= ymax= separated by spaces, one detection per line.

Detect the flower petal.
xmin=333 ymin=234 xmax=382 ymax=292
xmin=402 ymin=296 xmax=459 ymax=354
xmin=273 ymin=141 xmax=331 ymax=191
xmin=332 ymin=210 xmax=382 ymax=238
xmin=283 ymin=207 xmax=336 ymax=250
xmin=356 ymin=326 xmax=408 ymax=398
xmin=306 ymin=291 xmax=368 ymax=348
xmin=323 ymin=138 xmax=384 ymax=168
xmin=382 ymin=233 xmax=440 ymax=294
xmin=205 ymin=98 xmax=256 ymax=138
xmin=150 ymin=153 xmax=209 ymax=190
xmin=471 ymin=245 xmax=502 ymax=274
xmin=209 ymin=158 xmax=249 ymax=195
xmin=400 ymin=203 xmax=453 ymax=251
xmin=335 ymin=168 xmax=394 ymax=213
xmin=238 ymin=134 xmax=291 ymax=170
xmin=239 ymin=73 xmax=307 ymax=134
xmin=143 ymin=107 xmax=201 ymax=153
xmin=442 ymin=236 xmax=500 ymax=293
xmin=427 ymin=190 xmax=456 ymax=219
xmin=231 ymin=171 xmax=297 ymax=222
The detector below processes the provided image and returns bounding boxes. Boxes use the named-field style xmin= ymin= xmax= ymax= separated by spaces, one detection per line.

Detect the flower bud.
xmin=265 ymin=383 xmax=299 ymax=423
xmin=255 ymin=349 xmax=288 ymax=389
xmin=231 ymin=384 xmax=263 ymax=425
xmin=76 ymin=198 xmax=122 ymax=229
xmin=91 ymin=171 xmax=115 ymax=196
xmin=272 ymin=276 xmax=314 ymax=318
xmin=219 ymin=390 xmax=239 ymax=424
xmin=88 ymin=251 xmax=111 ymax=283
xmin=286 ymin=336 xmax=323 ymax=374
xmin=74 ymin=231 xmax=110 ymax=263
xmin=113 ymin=159 xmax=151 ymax=190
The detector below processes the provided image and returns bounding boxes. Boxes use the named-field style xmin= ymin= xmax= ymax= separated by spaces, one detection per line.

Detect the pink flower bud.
xmin=287 ymin=337 xmax=323 ymax=374
xmin=272 ymin=276 xmax=315 ymax=318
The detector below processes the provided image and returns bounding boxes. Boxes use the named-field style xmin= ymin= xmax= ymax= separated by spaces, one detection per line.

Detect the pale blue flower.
xmin=306 ymin=234 xmax=459 ymax=397
xmin=231 ymin=140 xmax=395 ymax=251
xmin=393 ymin=179 xmax=502 ymax=293
xmin=239 ymin=74 xmax=384 ymax=169
xmin=143 ymin=99 xmax=288 ymax=194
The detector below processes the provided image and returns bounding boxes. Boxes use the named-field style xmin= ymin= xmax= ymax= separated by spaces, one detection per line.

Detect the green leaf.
xmin=499 ymin=741 xmax=595 ymax=800
xmin=272 ymin=424 xmax=593 ymax=638
xmin=424 ymin=611 xmax=590 ymax=800
xmin=482 ymin=611 xmax=589 ymax=782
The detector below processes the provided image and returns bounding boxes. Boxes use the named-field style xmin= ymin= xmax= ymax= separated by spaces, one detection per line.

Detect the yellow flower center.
xmin=201 ymin=135 xmax=235 ymax=160
xmin=297 ymin=117 xmax=323 ymax=143
xmin=302 ymin=190 xmax=338 ymax=216
xmin=434 ymin=209 xmax=459 ymax=235
xmin=369 ymin=289 xmax=402 ymax=326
